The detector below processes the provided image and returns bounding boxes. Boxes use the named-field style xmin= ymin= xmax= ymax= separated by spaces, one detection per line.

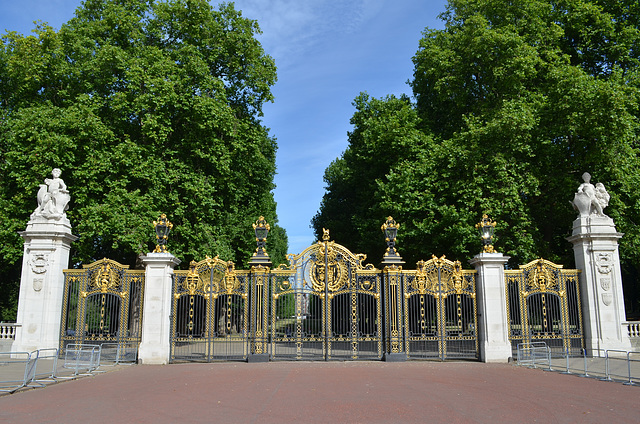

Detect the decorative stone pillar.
xmin=138 ymin=214 xmax=180 ymax=364
xmin=469 ymin=253 xmax=512 ymax=362
xmin=138 ymin=252 xmax=180 ymax=364
xmin=13 ymin=168 xmax=77 ymax=353
xmin=567 ymin=173 xmax=631 ymax=354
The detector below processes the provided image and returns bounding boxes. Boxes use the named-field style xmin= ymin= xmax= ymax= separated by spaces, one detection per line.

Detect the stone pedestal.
xmin=469 ymin=253 xmax=512 ymax=362
xmin=567 ymin=216 xmax=631 ymax=354
xmin=12 ymin=216 xmax=78 ymax=353
xmin=138 ymin=253 xmax=180 ymax=364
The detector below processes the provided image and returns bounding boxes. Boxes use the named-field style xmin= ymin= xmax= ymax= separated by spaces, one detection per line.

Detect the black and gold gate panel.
xmin=403 ymin=256 xmax=478 ymax=360
xmin=271 ymin=234 xmax=382 ymax=360
xmin=505 ymin=259 xmax=583 ymax=355
xmin=60 ymin=259 xmax=144 ymax=360
xmin=171 ymin=257 xmax=249 ymax=362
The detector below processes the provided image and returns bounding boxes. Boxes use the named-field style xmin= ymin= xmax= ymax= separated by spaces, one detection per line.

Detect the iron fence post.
xmin=248 ymin=264 xmax=270 ymax=362
xmin=600 ymin=350 xmax=612 ymax=381
xmin=623 ymin=352 xmax=634 ymax=386
xmin=248 ymin=217 xmax=272 ymax=363
xmin=381 ymin=265 xmax=406 ymax=362
xmin=579 ymin=349 xmax=590 ymax=377
xmin=379 ymin=217 xmax=406 ymax=362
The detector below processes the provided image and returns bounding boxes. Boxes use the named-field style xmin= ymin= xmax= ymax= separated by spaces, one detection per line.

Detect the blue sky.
xmin=1 ymin=0 xmax=447 ymax=254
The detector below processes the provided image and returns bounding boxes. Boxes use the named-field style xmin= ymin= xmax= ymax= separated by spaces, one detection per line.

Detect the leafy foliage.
xmin=312 ymin=93 xmax=431 ymax=263
xmin=313 ymin=0 xmax=640 ymax=316
xmin=0 ymin=0 xmax=287 ymax=319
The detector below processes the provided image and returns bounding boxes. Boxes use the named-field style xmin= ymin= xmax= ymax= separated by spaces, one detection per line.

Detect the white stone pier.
xmin=470 ymin=253 xmax=512 ymax=362
xmin=12 ymin=169 xmax=77 ymax=352
xmin=138 ymin=253 xmax=180 ymax=364
xmin=567 ymin=173 xmax=631 ymax=354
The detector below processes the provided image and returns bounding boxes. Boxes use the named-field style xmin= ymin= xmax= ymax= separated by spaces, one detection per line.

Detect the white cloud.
xmin=232 ymin=0 xmax=384 ymax=68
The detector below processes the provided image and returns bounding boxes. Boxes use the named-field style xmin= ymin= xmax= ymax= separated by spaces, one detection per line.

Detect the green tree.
xmin=403 ymin=0 xmax=640 ymax=267
xmin=0 ymin=0 xmax=287 ymax=320
xmin=313 ymin=0 xmax=640 ymax=317
xmin=312 ymin=93 xmax=431 ymax=263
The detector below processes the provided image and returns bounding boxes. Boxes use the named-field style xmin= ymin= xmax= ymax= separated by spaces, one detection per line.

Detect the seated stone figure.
xmin=32 ymin=168 xmax=70 ymax=220
xmin=571 ymin=172 xmax=609 ymax=217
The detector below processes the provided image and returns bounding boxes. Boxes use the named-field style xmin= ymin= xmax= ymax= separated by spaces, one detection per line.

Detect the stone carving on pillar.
xmin=596 ymin=252 xmax=612 ymax=274
xmin=31 ymin=168 xmax=70 ymax=221
xmin=29 ymin=253 xmax=49 ymax=274
xmin=30 ymin=253 xmax=48 ymax=293
xmin=571 ymin=172 xmax=610 ymax=217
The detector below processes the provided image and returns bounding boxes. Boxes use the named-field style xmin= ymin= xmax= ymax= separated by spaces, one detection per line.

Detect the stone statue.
xmin=32 ymin=168 xmax=70 ymax=220
xmin=595 ymin=182 xmax=610 ymax=211
xmin=571 ymin=172 xmax=609 ymax=217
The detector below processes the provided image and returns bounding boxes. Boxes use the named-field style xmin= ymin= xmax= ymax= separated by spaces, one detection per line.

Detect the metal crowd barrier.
xmin=516 ymin=344 xmax=640 ymax=386
xmin=33 ymin=348 xmax=59 ymax=382
xmin=0 ymin=351 xmax=39 ymax=393
xmin=597 ymin=350 xmax=640 ymax=386
xmin=0 ymin=345 xmax=114 ymax=394
xmin=99 ymin=343 xmax=138 ymax=365
xmin=63 ymin=344 xmax=102 ymax=376
xmin=516 ymin=342 xmax=551 ymax=368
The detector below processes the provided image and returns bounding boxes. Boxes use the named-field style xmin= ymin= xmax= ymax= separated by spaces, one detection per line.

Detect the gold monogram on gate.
xmin=449 ymin=261 xmax=466 ymax=294
xmin=91 ymin=261 xmax=120 ymax=293
xmin=311 ymin=243 xmax=347 ymax=293
xmin=182 ymin=260 xmax=204 ymax=295
xmin=527 ymin=260 xmax=557 ymax=293
xmin=224 ymin=261 xmax=240 ymax=293
xmin=412 ymin=259 xmax=438 ymax=295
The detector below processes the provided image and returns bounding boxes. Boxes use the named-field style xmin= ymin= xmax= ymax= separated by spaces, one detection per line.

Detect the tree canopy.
xmin=0 ymin=0 xmax=288 ymax=320
xmin=313 ymin=0 xmax=640 ymax=314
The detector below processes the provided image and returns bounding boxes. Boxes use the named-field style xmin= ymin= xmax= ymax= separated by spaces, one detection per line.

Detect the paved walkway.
xmin=0 ymin=361 xmax=638 ymax=423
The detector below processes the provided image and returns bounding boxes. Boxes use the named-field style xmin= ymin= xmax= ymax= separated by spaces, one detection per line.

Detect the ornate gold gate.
xmin=170 ymin=257 xmax=249 ymax=362
xmin=270 ymin=232 xmax=382 ymax=360
xmin=505 ymin=259 xmax=583 ymax=354
xmin=60 ymin=259 xmax=144 ymax=361
xmin=402 ymin=255 xmax=478 ymax=360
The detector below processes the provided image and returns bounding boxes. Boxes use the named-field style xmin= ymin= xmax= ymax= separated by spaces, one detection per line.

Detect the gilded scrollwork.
xmin=89 ymin=260 xmax=124 ymax=295
xmin=182 ymin=260 xmax=204 ymax=296
xmin=60 ymin=259 xmax=144 ymax=352
xmin=224 ymin=261 xmax=240 ymax=294
xmin=522 ymin=259 xmax=560 ymax=294
xmin=448 ymin=260 xmax=466 ymax=294
xmin=412 ymin=259 xmax=439 ymax=295
xmin=311 ymin=243 xmax=348 ymax=293
xmin=410 ymin=256 xmax=471 ymax=296
xmin=402 ymin=254 xmax=478 ymax=360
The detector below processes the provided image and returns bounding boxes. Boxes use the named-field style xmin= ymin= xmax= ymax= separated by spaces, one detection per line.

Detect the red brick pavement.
xmin=0 ymin=361 xmax=638 ymax=423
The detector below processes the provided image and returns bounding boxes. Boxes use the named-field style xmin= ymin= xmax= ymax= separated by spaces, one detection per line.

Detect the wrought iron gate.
xmin=403 ymin=256 xmax=478 ymax=360
xmin=60 ymin=259 xmax=144 ymax=360
xmin=270 ymin=235 xmax=382 ymax=360
xmin=170 ymin=258 xmax=249 ymax=362
xmin=505 ymin=259 xmax=583 ymax=355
